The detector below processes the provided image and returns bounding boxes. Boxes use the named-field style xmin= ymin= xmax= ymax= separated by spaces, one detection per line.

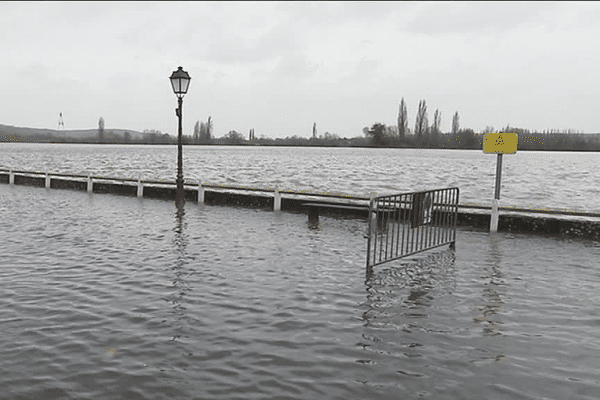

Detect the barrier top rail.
xmin=2 ymin=168 xmax=599 ymax=217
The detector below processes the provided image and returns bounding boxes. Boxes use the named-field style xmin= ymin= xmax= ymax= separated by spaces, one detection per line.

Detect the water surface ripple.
xmin=2 ymin=184 xmax=600 ymax=399
xmin=1 ymin=143 xmax=599 ymax=213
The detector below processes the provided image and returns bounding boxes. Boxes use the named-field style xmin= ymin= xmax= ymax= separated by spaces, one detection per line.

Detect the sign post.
xmin=483 ymin=132 xmax=518 ymax=232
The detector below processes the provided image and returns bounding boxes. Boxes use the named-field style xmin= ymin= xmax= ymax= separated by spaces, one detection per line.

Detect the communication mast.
xmin=58 ymin=112 xmax=64 ymax=129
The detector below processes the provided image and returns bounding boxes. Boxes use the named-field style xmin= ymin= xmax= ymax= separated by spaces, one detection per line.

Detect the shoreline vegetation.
xmin=2 ymin=122 xmax=599 ymax=152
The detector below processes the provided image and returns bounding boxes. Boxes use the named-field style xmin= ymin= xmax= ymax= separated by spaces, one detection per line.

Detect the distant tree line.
xmin=360 ymin=97 xmax=600 ymax=151
xmin=2 ymin=108 xmax=599 ymax=151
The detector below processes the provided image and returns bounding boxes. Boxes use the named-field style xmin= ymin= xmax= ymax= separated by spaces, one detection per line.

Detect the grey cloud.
xmin=206 ymin=20 xmax=297 ymax=64
xmin=405 ymin=2 xmax=557 ymax=36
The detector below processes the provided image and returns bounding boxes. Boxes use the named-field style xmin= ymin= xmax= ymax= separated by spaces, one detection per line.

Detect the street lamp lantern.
xmin=170 ymin=66 xmax=191 ymax=99
xmin=170 ymin=66 xmax=191 ymax=204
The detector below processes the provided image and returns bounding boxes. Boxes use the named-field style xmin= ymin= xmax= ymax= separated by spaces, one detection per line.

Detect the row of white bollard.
xmin=8 ymin=171 xmax=283 ymax=211
xmin=193 ymin=182 xmax=281 ymax=210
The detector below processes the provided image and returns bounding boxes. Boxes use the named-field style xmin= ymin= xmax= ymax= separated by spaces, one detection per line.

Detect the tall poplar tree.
xmin=397 ymin=98 xmax=408 ymax=139
xmin=415 ymin=100 xmax=428 ymax=141
xmin=452 ymin=112 xmax=460 ymax=136
xmin=431 ymin=109 xmax=441 ymax=144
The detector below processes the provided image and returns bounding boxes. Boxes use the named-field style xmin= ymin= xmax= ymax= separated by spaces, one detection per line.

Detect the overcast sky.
xmin=1 ymin=1 xmax=599 ymax=138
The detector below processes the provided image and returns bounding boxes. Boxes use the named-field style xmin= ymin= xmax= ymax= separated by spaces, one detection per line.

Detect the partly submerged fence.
xmin=1 ymin=169 xmax=600 ymax=241
xmin=0 ymin=168 xmax=370 ymax=208
xmin=366 ymin=188 xmax=459 ymax=269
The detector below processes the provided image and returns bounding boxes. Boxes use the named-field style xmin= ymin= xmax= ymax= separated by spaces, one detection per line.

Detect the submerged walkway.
xmin=1 ymin=168 xmax=599 ymax=240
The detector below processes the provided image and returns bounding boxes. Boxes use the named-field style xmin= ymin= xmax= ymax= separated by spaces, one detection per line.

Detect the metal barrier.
xmin=366 ymin=187 xmax=459 ymax=270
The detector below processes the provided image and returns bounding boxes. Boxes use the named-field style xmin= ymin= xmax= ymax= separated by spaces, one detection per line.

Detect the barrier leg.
xmin=45 ymin=173 xmax=51 ymax=188
xmin=87 ymin=176 xmax=93 ymax=193
xmin=9 ymin=170 xmax=14 ymax=185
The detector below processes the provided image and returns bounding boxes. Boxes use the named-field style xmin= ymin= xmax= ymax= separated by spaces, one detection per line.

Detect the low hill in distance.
xmin=0 ymin=124 xmax=146 ymax=141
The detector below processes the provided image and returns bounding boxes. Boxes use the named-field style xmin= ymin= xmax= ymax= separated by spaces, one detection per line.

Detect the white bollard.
xmin=490 ymin=198 xmax=499 ymax=232
xmin=198 ymin=183 xmax=204 ymax=204
xmin=9 ymin=169 xmax=14 ymax=185
xmin=87 ymin=176 xmax=93 ymax=193
xmin=45 ymin=173 xmax=51 ymax=188
xmin=137 ymin=178 xmax=143 ymax=198
xmin=273 ymin=187 xmax=281 ymax=211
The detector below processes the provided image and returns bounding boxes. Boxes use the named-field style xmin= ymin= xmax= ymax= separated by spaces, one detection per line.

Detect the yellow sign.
xmin=483 ymin=132 xmax=518 ymax=154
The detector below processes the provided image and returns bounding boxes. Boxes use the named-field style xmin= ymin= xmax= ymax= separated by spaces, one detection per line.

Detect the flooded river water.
xmin=2 ymin=182 xmax=599 ymax=399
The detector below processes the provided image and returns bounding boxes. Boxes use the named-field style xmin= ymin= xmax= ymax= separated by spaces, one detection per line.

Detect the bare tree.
xmin=451 ymin=112 xmax=460 ymax=136
xmin=312 ymin=122 xmax=317 ymax=138
xmin=415 ymin=100 xmax=428 ymax=141
xmin=397 ymin=98 xmax=408 ymax=139
xmin=198 ymin=116 xmax=212 ymax=142
xmin=193 ymin=120 xmax=200 ymax=143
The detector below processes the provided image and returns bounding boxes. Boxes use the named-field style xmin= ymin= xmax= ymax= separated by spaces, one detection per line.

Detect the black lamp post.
xmin=169 ymin=66 xmax=191 ymax=203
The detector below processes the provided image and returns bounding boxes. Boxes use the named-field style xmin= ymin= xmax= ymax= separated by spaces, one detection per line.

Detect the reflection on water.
xmin=470 ymin=234 xmax=508 ymax=363
xmin=168 ymin=201 xmax=191 ymax=341
xmin=474 ymin=234 xmax=506 ymax=337
xmin=361 ymin=249 xmax=457 ymax=364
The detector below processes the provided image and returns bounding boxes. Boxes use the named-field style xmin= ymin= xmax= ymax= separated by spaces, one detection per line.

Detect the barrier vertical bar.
xmin=381 ymin=197 xmax=394 ymax=258
xmin=394 ymin=195 xmax=402 ymax=258
xmin=441 ymin=189 xmax=447 ymax=243
xmin=443 ymin=192 xmax=452 ymax=241
xmin=401 ymin=194 xmax=408 ymax=256
xmin=437 ymin=190 xmax=443 ymax=243
xmin=431 ymin=191 xmax=437 ymax=246
xmin=366 ymin=195 xmax=374 ymax=270
xmin=45 ymin=173 xmax=51 ymax=188
xmin=87 ymin=176 xmax=93 ymax=192
xmin=386 ymin=196 xmax=393 ymax=260
xmin=375 ymin=198 xmax=383 ymax=262
xmin=452 ymin=188 xmax=459 ymax=245
xmin=423 ymin=192 xmax=433 ymax=247
xmin=9 ymin=170 xmax=14 ymax=185
xmin=442 ymin=192 xmax=452 ymax=241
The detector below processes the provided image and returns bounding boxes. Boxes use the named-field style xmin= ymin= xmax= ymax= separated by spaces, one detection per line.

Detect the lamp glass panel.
xmin=179 ymin=78 xmax=190 ymax=94
xmin=170 ymin=78 xmax=181 ymax=94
